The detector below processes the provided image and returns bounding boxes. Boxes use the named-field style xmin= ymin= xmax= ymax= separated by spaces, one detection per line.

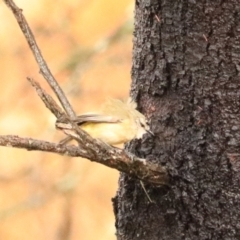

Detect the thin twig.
xmin=140 ymin=181 xmax=153 ymax=203
xmin=27 ymin=77 xmax=65 ymax=119
xmin=3 ymin=0 xmax=76 ymax=119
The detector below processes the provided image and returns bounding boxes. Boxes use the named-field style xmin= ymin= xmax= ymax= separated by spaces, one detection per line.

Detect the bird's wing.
xmin=74 ymin=113 xmax=122 ymax=125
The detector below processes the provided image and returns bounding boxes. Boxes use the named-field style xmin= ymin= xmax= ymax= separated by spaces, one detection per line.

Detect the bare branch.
xmin=0 ymin=135 xmax=168 ymax=184
xmin=2 ymin=0 xmax=169 ymax=185
xmin=3 ymin=0 xmax=76 ymax=119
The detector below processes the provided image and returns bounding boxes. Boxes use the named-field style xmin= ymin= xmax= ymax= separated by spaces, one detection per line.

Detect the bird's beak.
xmin=147 ymin=129 xmax=154 ymax=136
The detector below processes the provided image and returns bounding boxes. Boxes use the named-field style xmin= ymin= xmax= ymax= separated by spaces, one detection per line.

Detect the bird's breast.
xmin=80 ymin=121 xmax=136 ymax=145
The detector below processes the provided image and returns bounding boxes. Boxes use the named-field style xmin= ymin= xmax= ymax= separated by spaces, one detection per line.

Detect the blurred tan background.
xmin=0 ymin=0 xmax=133 ymax=239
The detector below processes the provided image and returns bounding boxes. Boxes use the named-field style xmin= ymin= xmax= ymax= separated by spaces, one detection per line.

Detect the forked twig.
xmin=1 ymin=0 xmax=169 ymax=185
xmin=27 ymin=77 xmax=168 ymax=184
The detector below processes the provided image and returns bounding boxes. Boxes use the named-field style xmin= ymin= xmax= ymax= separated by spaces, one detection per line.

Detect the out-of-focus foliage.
xmin=0 ymin=0 xmax=133 ymax=239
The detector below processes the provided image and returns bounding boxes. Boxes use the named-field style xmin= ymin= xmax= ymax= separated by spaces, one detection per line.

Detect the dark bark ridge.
xmin=115 ymin=1 xmax=240 ymax=239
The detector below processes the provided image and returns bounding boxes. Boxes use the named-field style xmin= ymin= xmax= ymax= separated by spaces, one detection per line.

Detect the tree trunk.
xmin=113 ymin=0 xmax=240 ymax=239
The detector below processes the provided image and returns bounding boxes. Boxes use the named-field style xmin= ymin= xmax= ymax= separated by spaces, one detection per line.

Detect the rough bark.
xmin=114 ymin=0 xmax=240 ymax=239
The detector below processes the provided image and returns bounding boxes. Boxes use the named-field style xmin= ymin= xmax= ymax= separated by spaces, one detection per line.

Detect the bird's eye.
xmin=139 ymin=121 xmax=146 ymax=128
